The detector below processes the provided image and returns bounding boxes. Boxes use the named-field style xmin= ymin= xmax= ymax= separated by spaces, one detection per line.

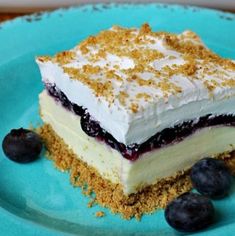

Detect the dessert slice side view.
xmin=36 ymin=23 xmax=235 ymax=218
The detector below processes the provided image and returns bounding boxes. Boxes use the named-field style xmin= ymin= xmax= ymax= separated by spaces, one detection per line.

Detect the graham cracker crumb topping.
xmin=37 ymin=24 xmax=235 ymax=113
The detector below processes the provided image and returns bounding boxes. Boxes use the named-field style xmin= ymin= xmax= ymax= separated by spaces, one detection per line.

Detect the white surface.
xmin=0 ymin=0 xmax=235 ymax=12
xmin=40 ymin=90 xmax=235 ymax=195
xmin=36 ymin=28 xmax=235 ymax=146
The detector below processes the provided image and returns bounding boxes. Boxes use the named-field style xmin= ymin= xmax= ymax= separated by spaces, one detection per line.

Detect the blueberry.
xmin=190 ymin=158 xmax=232 ymax=198
xmin=59 ymin=91 xmax=71 ymax=109
xmin=47 ymin=84 xmax=60 ymax=99
xmin=151 ymin=135 xmax=161 ymax=149
xmin=104 ymin=132 xmax=119 ymax=150
xmin=80 ymin=113 xmax=101 ymax=137
xmin=160 ymin=128 xmax=175 ymax=145
xmin=139 ymin=141 xmax=151 ymax=154
xmin=121 ymin=143 xmax=139 ymax=161
xmin=73 ymin=104 xmax=85 ymax=116
xmin=165 ymin=192 xmax=214 ymax=232
xmin=2 ymin=128 xmax=43 ymax=163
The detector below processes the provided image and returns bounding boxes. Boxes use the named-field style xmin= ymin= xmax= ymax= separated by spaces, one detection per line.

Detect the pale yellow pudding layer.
xmin=39 ymin=90 xmax=235 ymax=195
xmin=39 ymin=90 xmax=122 ymax=183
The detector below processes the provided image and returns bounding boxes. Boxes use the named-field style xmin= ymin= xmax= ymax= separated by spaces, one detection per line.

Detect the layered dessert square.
xmin=37 ymin=24 xmax=235 ymax=218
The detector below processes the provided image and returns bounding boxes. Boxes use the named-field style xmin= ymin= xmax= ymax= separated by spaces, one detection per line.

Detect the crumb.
xmin=87 ymin=198 xmax=96 ymax=208
xmin=95 ymin=211 xmax=105 ymax=218
xmin=38 ymin=24 xmax=235 ymax=113
xmin=38 ymin=124 xmax=235 ymax=220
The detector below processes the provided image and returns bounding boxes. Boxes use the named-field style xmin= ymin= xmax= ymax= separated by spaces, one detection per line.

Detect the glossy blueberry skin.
xmin=59 ymin=91 xmax=71 ymax=108
xmin=2 ymin=128 xmax=43 ymax=163
xmin=73 ymin=104 xmax=85 ymax=116
xmin=80 ymin=113 xmax=101 ymax=137
xmin=165 ymin=192 xmax=214 ymax=232
xmin=190 ymin=158 xmax=232 ymax=199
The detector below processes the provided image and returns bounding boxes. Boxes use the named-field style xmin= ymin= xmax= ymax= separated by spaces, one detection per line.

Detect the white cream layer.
xmin=37 ymin=59 xmax=235 ymax=146
xmin=39 ymin=91 xmax=235 ymax=195
xmin=36 ymin=27 xmax=235 ymax=146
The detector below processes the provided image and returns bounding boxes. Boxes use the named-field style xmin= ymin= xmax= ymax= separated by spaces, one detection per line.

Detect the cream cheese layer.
xmin=39 ymin=90 xmax=235 ymax=194
xmin=36 ymin=25 xmax=235 ymax=145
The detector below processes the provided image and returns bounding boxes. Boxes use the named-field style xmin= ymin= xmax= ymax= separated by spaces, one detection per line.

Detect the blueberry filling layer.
xmin=45 ymin=84 xmax=235 ymax=161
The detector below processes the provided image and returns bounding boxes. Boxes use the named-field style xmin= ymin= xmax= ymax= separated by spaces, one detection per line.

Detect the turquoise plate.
xmin=0 ymin=3 xmax=235 ymax=236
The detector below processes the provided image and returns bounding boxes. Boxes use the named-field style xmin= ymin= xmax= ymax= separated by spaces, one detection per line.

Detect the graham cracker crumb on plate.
xmin=87 ymin=198 xmax=96 ymax=208
xmin=37 ymin=124 xmax=235 ymax=220
xmin=96 ymin=211 xmax=105 ymax=218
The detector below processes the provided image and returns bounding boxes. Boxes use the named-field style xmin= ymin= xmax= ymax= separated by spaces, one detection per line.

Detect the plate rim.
xmin=0 ymin=3 xmax=235 ymax=235
xmin=0 ymin=2 xmax=235 ymax=29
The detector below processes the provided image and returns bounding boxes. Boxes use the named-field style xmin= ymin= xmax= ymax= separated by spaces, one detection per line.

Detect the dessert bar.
xmin=37 ymin=24 xmax=235 ymax=217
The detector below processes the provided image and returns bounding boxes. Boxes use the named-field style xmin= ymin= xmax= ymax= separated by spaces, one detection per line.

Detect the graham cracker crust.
xmin=38 ymin=124 xmax=235 ymax=220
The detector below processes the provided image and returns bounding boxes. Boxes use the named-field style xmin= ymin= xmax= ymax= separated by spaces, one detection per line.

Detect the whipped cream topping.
xmin=36 ymin=24 xmax=235 ymax=145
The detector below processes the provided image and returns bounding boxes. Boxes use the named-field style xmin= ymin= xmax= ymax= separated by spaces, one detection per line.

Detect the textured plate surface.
xmin=0 ymin=3 xmax=235 ymax=236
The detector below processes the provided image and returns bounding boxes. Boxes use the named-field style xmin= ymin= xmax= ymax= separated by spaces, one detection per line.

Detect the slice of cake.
xmin=36 ymin=24 xmax=235 ymax=218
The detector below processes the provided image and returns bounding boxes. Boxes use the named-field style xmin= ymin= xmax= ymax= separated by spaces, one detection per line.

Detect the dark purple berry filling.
xmin=73 ymin=104 xmax=85 ymax=116
xmin=81 ymin=113 xmax=101 ymax=137
xmin=47 ymin=84 xmax=60 ymax=99
xmin=45 ymin=83 xmax=235 ymax=161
